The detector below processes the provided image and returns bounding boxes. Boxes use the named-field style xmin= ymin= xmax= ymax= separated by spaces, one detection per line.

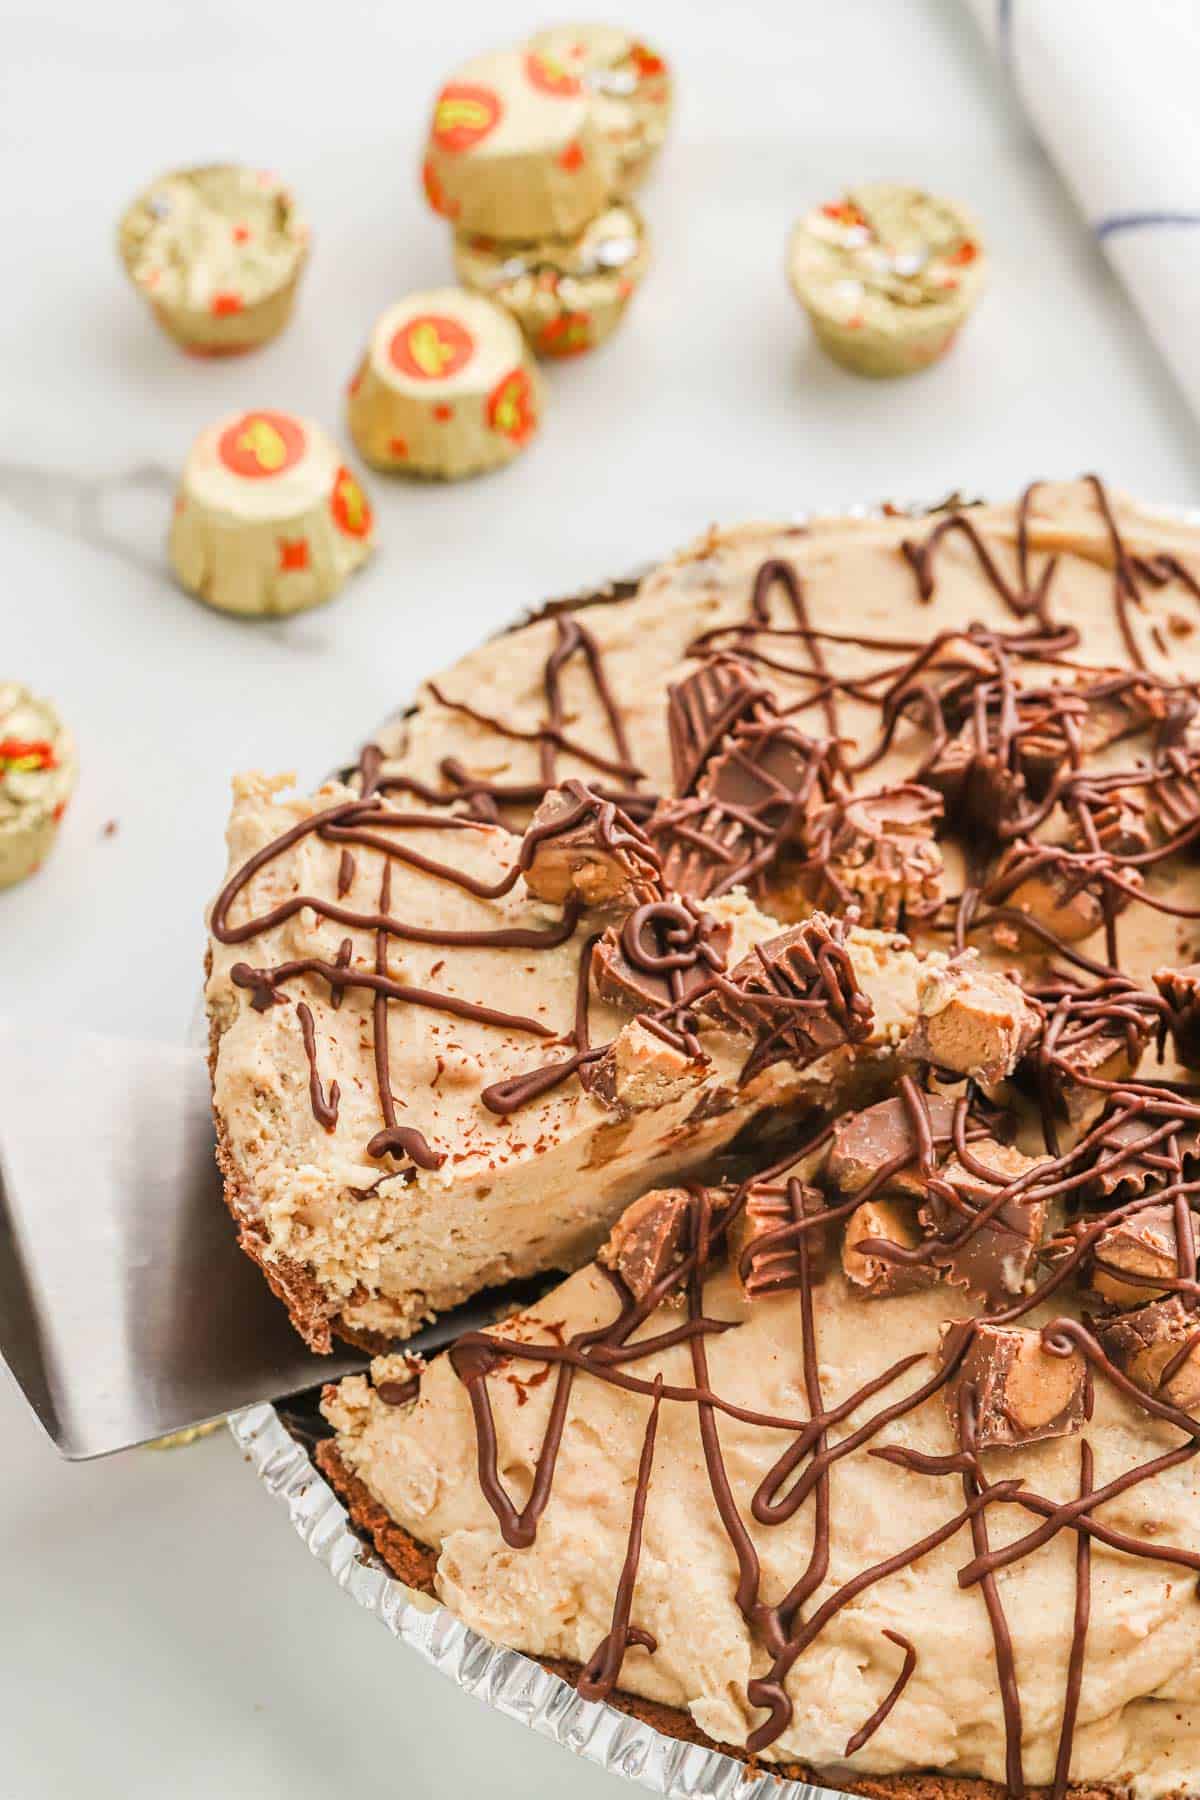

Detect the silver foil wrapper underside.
xmin=229 ymin=1401 xmax=836 ymax=1800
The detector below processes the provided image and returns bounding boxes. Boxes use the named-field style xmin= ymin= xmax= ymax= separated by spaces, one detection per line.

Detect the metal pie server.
xmin=0 ymin=1021 xmax=525 ymax=1459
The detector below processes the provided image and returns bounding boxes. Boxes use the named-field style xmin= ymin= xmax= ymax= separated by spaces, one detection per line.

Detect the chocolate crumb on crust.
xmin=312 ymin=1440 xmax=1132 ymax=1800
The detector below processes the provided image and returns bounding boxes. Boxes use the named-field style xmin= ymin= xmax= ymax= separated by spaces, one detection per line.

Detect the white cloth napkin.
xmin=964 ymin=0 xmax=1200 ymax=419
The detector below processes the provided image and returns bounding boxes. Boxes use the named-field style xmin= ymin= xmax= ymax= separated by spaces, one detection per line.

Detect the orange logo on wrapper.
xmin=330 ymin=466 xmax=372 ymax=538
xmin=524 ymin=51 xmax=582 ymax=97
xmin=218 ymin=411 xmax=306 ymax=479
xmin=629 ymin=42 xmax=667 ymax=79
xmin=0 ymin=738 xmax=57 ymax=775
xmin=537 ymin=313 xmax=591 ymax=357
xmin=432 ymin=83 xmax=501 ymax=153
xmin=277 ymin=538 xmax=310 ymax=572
xmin=422 ymin=158 xmax=459 ymax=219
xmin=390 ymin=316 xmax=475 ymax=381
xmin=487 ymin=367 xmax=536 ymax=444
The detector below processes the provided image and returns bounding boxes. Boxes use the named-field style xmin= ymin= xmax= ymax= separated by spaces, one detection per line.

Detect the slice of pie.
xmin=207 ymin=773 xmax=938 ymax=1348
xmin=213 ymin=478 xmax=1200 ymax=1794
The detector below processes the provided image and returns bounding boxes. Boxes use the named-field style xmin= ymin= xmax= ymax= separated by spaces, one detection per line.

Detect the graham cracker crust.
xmin=311 ymin=1440 xmax=1128 ymax=1800
xmin=206 ymin=968 xmax=394 ymax=1357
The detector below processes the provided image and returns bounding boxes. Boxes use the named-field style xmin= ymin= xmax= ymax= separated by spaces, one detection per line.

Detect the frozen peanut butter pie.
xmin=212 ymin=478 xmax=1200 ymax=1795
xmin=208 ymin=786 xmax=932 ymax=1349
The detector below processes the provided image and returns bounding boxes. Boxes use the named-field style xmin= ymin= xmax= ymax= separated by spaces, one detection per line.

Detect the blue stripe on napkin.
xmin=1095 ymin=210 xmax=1200 ymax=240
xmin=996 ymin=0 xmax=1013 ymax=67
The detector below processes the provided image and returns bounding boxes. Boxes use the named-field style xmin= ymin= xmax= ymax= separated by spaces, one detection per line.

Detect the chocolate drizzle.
xmin=427 ymin=488 xmax=1200 ymax=1778
xmin=213 ymin=791 xmax=572 ymax=1167
xmin=958 ymin=1385 xmax=1024 ymax=1796
xmin=297 ymin=1001 xmax=339 ymax=1130
xmin=576 ymin=1375 xmax=662 ymax=1702
xmin=651 ymin=652 xmax=836 ymax=898
xmin=842 ymin=1631 xmax=917 ymax=1759
xmin=1051 ymin=1439 xmax=1093 ymax=1800
xmin=704 ymin=913 xmax=874 ymax=1084
xmin=222 ymin=480 xmax=1200 ymax=1786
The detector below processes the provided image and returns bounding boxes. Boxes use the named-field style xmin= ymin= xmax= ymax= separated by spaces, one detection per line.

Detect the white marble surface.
xmin=2 ymin=1 xmax=1198 ymax=1795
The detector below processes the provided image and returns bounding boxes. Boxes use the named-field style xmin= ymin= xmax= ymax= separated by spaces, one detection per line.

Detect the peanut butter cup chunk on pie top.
xmin=212 ymin=480 xmax=1200 ymax=1793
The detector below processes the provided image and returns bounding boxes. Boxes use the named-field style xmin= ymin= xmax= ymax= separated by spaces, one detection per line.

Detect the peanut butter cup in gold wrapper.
xmin=169 ymin=411 xmax=374 ymax=616
xmin=118 ymin=164 xmax=309 ymax=356
xmin=0 ymin=683 xmax=77 ymax=889
xmin=527 ymin=23 xmax=672 ymax=191
xmin=787 ymin=182 xmax=986 ymax=378
xmin=422 ymin=47 xmax=616 ymax=240
xmin=452 ymin=200 xmax=648 ymax=357
xmin=346 ymin=288 xmax=543 ymax=479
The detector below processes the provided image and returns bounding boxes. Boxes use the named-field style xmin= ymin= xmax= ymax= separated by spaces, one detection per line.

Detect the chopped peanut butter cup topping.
xmin=1154 ymin=960 xmax=1200 ymax=1068
xmin=904 ymin=952 xmax=1040 ymax=1084
xmin=215 ymin=480 xmax=1200 ymax=1793
xmin=598 ymin=1186 xmax=698 ymax=1302
xmin=940 ymin=1320 xmax=1088 ymax=1449
xmin=520 ymin=780 xmax=661 ymax=907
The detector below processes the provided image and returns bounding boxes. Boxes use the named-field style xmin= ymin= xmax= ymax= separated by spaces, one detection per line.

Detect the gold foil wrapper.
xmin=527 ymin=24 xmax=672 ymax=192
xmin=0 ymin=683 xmax=77 ymax=890
xmin=422 ymin=48 xmax=617 ymax=240
xmin=787 ymin=183 xmax=986 ymax=378
xmin=346 ymin=288 xmax=544 ymax=479
xmin=118 ymin=164 xmax=309 ymax=357
xmin=169 ymin=412 xmax=374 ymax=616
xmin=453 ymin=201 xmax=648 ymax=357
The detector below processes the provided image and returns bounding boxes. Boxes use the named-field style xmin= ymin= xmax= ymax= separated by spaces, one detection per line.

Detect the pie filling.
xmin=209 ymin=479 xmax=1200 ymax=1794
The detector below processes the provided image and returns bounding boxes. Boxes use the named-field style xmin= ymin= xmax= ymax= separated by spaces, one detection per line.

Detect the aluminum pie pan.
xmin=224 ymin=490 xmax=1200 ymax=1800
xmin=228 ymin=1401 xmax=833 ymax=1800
